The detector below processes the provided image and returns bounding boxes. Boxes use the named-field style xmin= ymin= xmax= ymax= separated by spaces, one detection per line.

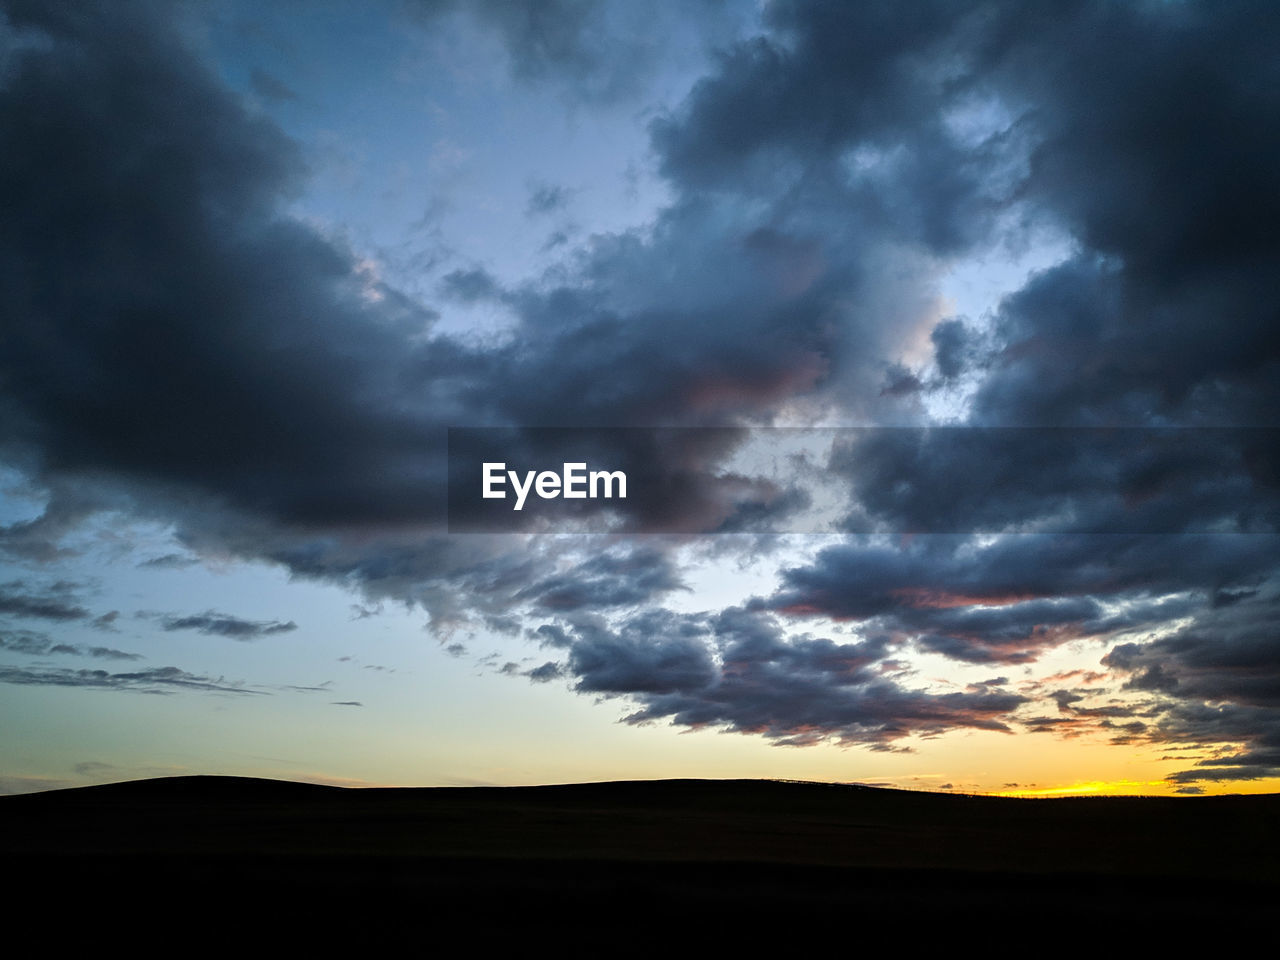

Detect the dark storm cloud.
xmin=968 ymin=252 xmax=1280 ymax=427
xmin=538 ymin=606 xmax=1027 ymax=745
xmin=830 ymin=428 xmax=1279 ymax=535
xmin=772 ymin=535 xmax=1273 ymax=621
xmin=0 ymin=0 xmax=849 ymax=562
xmin=4 ymin=0 xmax=1273 ymax=541
xmin=1166 ymin=764 xmax=1277 ymax=784
xmin=1105 ymin=594 xmax=1280 ymax=709
xmin=914 ymin=604 xmax=1103 ymax=666
xmin=770 ymin=534 xmax=1277 ymax=667
xmin=0 ymin=0 xmax=450 ymax=532
xmin=650 ymin=0 xmax=1280 ymax=426
xmin=516 ymin=545 xmax=686 ymax=612
xmin=958 ymin=1 xmax=1280 ymax=427
xmin=668 ymin=1 xmax=1280 ymax=537
xmin=566 ymin=608 xmax=716 ymax=695
xmin=930 ymin=319 xmax=972 ymax=382
xmin=650 ymin=0 xmax=1005 ymax=255
xmin=160 ymin=612 xmax=297 ymax=639
xmin=1101 ymin=588 xmax=1280 ymax=783
xmin=533 ymin=623 xmax=573 ymax=649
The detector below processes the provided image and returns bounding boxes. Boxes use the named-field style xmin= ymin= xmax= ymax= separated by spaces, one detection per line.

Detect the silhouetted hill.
xmin=5 ymin=776 xmax=1276 ymax=945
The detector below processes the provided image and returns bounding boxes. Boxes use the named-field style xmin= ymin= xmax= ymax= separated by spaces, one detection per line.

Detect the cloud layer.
xmin=0 ymin=0 xmax=1277 ymax=785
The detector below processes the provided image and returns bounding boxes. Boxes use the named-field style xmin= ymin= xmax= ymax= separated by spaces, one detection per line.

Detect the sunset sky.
xmin=2 ymin=0 xmax=1278 ymax=797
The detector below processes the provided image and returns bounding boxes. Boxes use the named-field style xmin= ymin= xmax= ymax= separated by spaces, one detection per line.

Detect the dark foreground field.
xmin=5 ymin=777 xmax=1277 ymax=945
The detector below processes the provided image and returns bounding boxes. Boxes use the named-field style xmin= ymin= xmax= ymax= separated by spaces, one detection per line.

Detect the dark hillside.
xmin=5 ymin=777 xmax=1275 ymax=945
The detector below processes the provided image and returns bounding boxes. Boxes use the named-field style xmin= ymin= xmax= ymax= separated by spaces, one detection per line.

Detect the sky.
xmin=2 ymin=0 xmax=1278 ymax=797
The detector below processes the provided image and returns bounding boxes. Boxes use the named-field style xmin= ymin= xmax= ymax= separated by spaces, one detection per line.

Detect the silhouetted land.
xmin=5 ymin=777 xmax=1276 ymax=944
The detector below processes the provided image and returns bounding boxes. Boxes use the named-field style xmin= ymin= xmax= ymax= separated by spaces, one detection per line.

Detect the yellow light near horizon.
xmin=993 ymin=780 xmax=1167 ymax=798
xmin=991 ymin=777 xmax=1280 ymax=798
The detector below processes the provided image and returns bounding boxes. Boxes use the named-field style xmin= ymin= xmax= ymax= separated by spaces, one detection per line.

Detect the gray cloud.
xmin=137 ymin=554 xmax=198 ymax=570
xmin=248 ymin=67 xmax=297 ymax=103
xmin=160 ymin=612 xmax=297 ymax=640
xmin=525 ymin=182 xmax=573 ymax=217
xmin=0 ymin=663 xmax=261 ymax=695
xmin=1101 ymin=588 xmax=1280 ymax=783
xmin=0 ymin=582 xmax=90 ymax=622
xmin=525 ymin=661 xmax=562 ymax=683
xmin=534 ymin=606 xmax=1028 ymax=746
xmin=405 ymin=0 xmax=714 ymax=103
xmin=516 ymin=546 xmax=686 ymax=613
xmin=0 ymin=629 xmax=140 ymax=660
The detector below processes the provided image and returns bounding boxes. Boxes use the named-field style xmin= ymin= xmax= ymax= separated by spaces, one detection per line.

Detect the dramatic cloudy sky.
xmin=2 ymin=0 xmax=1278 ymax=795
